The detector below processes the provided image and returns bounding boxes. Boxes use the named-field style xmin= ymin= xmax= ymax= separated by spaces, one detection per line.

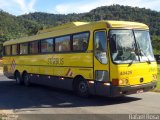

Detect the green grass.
xmin=157 ymin=65 xmax=160 ymax=89
xmin=153 ymin=65 xmax=160 ymax=92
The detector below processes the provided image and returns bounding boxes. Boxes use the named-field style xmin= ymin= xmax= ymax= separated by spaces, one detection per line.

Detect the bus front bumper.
xmin=110 ymin=81 xmax=157 ymax=97
xmin=92 ymin=81 xmax=157 ymax=97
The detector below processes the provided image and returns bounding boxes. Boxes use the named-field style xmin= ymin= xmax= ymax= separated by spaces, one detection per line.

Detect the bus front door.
xmin=93 ymin=30 xmax=110 ymax=96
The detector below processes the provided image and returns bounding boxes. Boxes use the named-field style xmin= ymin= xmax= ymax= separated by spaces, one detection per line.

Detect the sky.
xmin=0 ymin=0 xmax=160 ymax=16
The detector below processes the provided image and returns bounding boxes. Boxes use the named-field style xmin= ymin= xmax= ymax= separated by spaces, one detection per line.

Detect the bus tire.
xmin=75 ymin=78 xmax=89 ymax=97
xmin=15 ymin=71 xmax=23 ymax=85
xmin=23 ymin=72 xmax=30 ymax=87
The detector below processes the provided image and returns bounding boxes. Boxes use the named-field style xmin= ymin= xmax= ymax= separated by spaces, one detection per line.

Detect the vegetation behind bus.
xmin=1 ymin=5 xmax=160 ymax=56
xmin=157 ymin=66 xmax=160 ymax=89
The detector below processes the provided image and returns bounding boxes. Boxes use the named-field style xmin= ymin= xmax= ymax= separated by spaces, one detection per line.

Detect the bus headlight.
xmin=152 ymin=74 xmax=157 ymax=81
xmin=112 ymin=78 xmax=129 ymax=86
xmin=119 ymin=79 xmax=123 ymax=85
xmin=124 ymin=79 xmax=129 ymax=85
xmin=119 ymin=79 xmax=129 ymax=85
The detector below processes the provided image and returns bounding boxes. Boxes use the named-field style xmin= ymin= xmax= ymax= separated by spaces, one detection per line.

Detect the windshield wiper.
xmin=128 ymin=42 xmax=139 ymax=66
xmin=128 ymin=51 xmax=136 ymax=66
xmin=139 ymin=49 xmax=151 ymax=64
xmin=135 ymin=42 xmax=151 ymax=64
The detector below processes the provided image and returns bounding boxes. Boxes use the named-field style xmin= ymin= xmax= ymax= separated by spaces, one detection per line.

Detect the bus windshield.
xmin=109 ymin=30 xmax=155 ymax=64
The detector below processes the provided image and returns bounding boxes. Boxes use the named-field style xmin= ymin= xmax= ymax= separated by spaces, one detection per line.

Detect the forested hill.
xmin=0 ymin=5 xmax=160 ymax=55
xmin=0 ymin=10 xmax=42 ymax=41
xmin=19 ymin=5 xmax=160 ymax=36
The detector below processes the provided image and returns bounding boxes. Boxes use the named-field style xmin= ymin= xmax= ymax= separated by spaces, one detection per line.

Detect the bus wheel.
xmin=75 ymin=79 xmax=89 ymax=97
xmin=15 ymin=71 xmax=22 ymax=85
xmin=23 ymin=72 xmax=30 ymax=87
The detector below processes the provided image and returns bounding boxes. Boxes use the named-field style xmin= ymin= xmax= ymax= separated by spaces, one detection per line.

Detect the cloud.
xmin=0 ymin=0 xmax=12 ymax=9
xmin=54 ymin=0 xmax=108 ymax=14
xmin=13 ymin=0 xmax=36 ymax=14
xmin=0 ymin=0 xmax=36 ymax=15
xmin=28 ymin=0 xmax=36 ymax=11
xmin=54 ymin=0 xmax=160 ymax=14
xmin=0 ymin=0 xmax=160 ymax=15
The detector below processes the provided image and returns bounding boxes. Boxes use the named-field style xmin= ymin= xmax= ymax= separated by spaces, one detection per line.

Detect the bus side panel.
xmin=3 ymin=53 xmax=94 ymax=92
xmin=10 ymin=53 xmax=93 ymax=79
xmin=29 ymin=74 xmax=73 ymax=90
xmin=3 ymin=56 xmax=14 ymax=78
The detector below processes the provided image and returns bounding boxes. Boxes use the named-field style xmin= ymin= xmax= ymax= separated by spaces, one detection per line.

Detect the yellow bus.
xmin=3 ymin=20 xmax=157 ymax=97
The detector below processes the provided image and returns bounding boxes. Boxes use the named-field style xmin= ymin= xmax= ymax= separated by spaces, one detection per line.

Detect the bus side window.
xmin=20 ymin=43 xmax=28 ymax=55
xmin=55 ymin=36 xmax=71 ymax=52
xmin=12 ymin=44 xmax=18 ymax=55
xmin=94 ymin=31 xmax=107 ymax=64
xmin=73 ymin=32 xmax=89 ymax=51
xmin=41 ymin=39 xmax=53 ymax=53
xmin=4 ymin=46 xmax=11 ymax=56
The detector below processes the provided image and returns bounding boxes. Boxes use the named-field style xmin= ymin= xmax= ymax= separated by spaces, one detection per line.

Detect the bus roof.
xmin=106 ymin=20 xmax=148 ymax=29
xmin=37 ymin=22 xmax=89 ymax=34
xmin=3 ymin=20 xmax=149 ymax=46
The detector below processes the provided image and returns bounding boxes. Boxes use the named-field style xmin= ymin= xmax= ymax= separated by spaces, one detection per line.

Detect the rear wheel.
xmin=15 ymin=72 xmax=22 ymax=85
xmin=75 ymin=78 xmax=89 ymax=97
xmin=23 ymin=72 xmax=30 ymax=87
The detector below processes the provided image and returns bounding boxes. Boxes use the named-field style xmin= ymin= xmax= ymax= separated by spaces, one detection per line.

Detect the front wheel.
xmin=75 ymin=79 xmax=89 ymax=97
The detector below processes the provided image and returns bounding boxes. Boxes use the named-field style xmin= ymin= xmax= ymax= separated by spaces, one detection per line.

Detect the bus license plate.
xmin=137 ymin=89 xmax=144 ymax=93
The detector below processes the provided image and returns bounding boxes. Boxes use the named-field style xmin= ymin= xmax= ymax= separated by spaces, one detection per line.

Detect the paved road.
xmin=0 ymin=73 xmax=160 ymax=120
